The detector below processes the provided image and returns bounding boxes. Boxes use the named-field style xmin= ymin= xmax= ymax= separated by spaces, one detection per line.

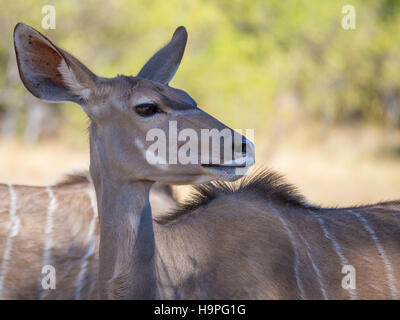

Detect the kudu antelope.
xmin=2 ymin=22 xmax=400 ymax=299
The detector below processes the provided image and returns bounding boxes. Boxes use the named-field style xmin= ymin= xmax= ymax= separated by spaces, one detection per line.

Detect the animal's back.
xmin=0 ymin=176 xmax=99 ymax=299
xmin=154 ymin=172 xmax=400 ymax=299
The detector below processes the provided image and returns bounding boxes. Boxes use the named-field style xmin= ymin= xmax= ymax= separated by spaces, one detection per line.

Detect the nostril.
xmin=242 ymin=139 xmax=247 ymax=156
xmin=232 ymin=138 xmax=249 ymax=158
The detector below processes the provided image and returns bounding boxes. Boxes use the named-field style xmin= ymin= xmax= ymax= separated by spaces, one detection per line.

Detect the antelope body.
xmin=0 ymin=23 xmax=399 ymax=299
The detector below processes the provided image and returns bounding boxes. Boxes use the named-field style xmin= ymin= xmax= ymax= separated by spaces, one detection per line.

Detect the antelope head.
xmin=14 ymin=23 xmax=254 ymax=185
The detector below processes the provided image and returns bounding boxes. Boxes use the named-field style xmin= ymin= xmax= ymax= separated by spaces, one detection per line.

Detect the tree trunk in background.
xmin=24 ymin=94 xmax=59 ymax=145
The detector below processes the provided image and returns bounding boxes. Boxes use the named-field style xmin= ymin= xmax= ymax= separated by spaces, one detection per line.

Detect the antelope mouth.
xmin=201 ymin=155 xmax=254 ymax=169
xmin=202 ymin=163 xmax=246 ymax=168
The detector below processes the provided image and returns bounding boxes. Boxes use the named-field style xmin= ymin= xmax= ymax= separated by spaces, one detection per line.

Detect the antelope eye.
xmin=134 ymin=103 xmax=163 ymax=117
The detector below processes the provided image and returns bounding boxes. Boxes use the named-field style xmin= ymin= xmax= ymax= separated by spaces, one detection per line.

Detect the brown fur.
xmin=0 ymin=177 xmax=98 ymax=299
xmin=1 ymin=170 xmax=400 ymax=299
xmin=0 ymin=173 xmax=177 ymax=299
xmin=153 ymin=175 xmax=400 ymax=299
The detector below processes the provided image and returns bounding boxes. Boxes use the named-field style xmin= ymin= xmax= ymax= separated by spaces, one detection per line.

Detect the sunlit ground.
xmin=1 ymin=122 xmax=400 ymax=207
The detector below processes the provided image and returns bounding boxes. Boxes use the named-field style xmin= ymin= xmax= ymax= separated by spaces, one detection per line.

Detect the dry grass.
xmin=1 ymin=122 xmax=400 ymax=207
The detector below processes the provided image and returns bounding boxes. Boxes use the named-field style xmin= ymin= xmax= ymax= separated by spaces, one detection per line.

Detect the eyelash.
xmin=134 ymin=103 xmax=164 ymax=117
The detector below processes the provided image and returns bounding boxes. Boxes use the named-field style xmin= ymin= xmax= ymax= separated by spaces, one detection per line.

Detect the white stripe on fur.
xmin=270 ymin=205 xmax=306 ymax=299
xmin=75 ymin=187 xmax=98 ymax=299
xmin=0 ymin=184 xmax=20 ymax=299
xmin=348 ymin=209 xmax=398 ymax=299
xmin=308 ymin=209 xmax=357 ymax=299
xmin=298 ymin=234 xmax=328 ymax=300
xmin=39 ymin=186 xmax=58 ymax=299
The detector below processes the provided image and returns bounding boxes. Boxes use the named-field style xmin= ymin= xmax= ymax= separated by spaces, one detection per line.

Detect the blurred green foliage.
xmin=1 ymin=0 xmax=400 ymax=141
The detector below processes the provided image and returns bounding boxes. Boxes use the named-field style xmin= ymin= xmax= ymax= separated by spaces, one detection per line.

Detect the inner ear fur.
xmin=14 ymin=23 xmax=97 ymax=102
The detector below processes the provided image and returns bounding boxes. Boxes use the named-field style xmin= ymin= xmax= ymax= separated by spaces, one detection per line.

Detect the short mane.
xmin=54 ymin=170 xmax=91 ymax=187
xmin=155 ymin=169 xmax=308 ymax=224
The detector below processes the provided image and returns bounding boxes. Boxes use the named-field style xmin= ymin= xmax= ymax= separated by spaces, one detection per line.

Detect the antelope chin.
xmin=201 ymin=164 xmax=254 ymax=182
xmin=200 ymin=154 xmax=255 ymax=181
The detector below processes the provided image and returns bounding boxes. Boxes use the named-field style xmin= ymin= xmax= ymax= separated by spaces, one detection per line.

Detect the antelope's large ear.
xmin=137 ymin=26 xmax=187 ymax=85
xmin=14 ymin=23 xmax=97 ymax=103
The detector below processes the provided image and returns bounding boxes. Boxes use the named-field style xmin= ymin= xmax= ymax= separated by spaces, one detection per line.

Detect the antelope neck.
xmin=90 ymin=131 xmax=157 ymax=299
